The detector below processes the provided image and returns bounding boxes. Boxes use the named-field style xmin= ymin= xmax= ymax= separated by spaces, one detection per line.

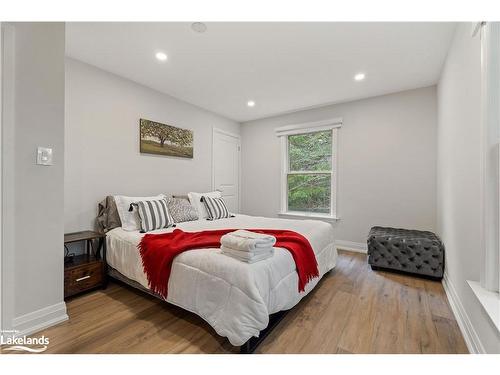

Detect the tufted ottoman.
xmin=367 ymin=226 xmax=444 ymax=279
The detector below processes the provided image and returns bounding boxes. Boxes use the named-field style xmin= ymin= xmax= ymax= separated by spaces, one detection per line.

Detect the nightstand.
xmin=64 ymin=231 xmax=107 ymax=298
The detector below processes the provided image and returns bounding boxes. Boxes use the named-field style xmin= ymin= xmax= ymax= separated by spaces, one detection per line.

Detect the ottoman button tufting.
xmin=367 ymin=226 xmax=444 ymax=280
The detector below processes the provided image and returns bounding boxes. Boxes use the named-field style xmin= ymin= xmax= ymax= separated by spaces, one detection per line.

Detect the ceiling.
xmin=66 ymin=22 xmax=456 ymax=122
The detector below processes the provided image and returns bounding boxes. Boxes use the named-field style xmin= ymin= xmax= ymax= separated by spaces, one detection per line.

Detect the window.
xmin=478 ymin=22 xmax=500 ymax=294
xmin=276 ymin=118 xmax=340 ymax=219
xmin=466 ymin=22 xmax=500 ymax=337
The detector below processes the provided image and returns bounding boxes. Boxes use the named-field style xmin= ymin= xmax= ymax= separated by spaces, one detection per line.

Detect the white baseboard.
xmin=442 ymin=272 xmax=485 ymax=354
xmin=335 ymin=240 xmax=368 ymax=253
xmin=12 ymin=302 xmax=68 ymax=337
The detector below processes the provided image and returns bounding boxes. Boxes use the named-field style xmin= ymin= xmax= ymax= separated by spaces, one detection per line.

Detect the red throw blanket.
xmin=138 ymin=228 xmax=319 ymax=299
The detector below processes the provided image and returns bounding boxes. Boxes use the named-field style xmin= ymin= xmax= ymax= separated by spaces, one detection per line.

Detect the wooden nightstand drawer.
xmin=64 ymin=231 xmax=108 ymax=299
xmin=64 ymin=260 xmax=104 ymax=298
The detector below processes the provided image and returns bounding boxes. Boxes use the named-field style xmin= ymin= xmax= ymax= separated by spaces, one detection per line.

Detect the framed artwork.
xmin=140 ymin=118 xmax=193 ymax=158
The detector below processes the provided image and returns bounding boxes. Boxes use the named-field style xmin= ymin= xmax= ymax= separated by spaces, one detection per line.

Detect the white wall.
xmin=65 ymin=58 xmax=240 ymax=232
xmin=437 ymin=23 xmax=500 ymax=353
xmin=1 ymin=23 xmax=67 ymax=333
xmin=241 ymin=86 xmax=437 ymax=244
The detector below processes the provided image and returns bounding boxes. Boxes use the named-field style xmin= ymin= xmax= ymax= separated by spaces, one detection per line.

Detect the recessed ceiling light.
xmin=247 ymin=100 xmax=255 ymax=107
xmin=354 ymin=73 xmax=366 ymax=81
xmin=155 ymin=52 xmax=168 ymax=62
xmin=191 ymin=22 xmax=207 ymax=33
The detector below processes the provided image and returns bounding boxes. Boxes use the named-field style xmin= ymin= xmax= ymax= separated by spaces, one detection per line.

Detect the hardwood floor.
xmin=6 ymin=251 xmax=468 ymax=354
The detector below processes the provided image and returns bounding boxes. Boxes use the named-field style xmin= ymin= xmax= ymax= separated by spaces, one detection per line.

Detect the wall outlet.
xmin=36 ymin=147 xmax=53 ymax=166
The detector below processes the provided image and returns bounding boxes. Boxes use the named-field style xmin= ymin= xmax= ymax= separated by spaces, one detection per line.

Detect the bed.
xmin=105 ymin=213 xmax=337 ymax=351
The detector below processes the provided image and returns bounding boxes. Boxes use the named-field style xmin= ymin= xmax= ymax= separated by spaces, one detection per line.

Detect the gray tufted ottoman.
xmin=367 ymin=226 xmax=444 ymax=280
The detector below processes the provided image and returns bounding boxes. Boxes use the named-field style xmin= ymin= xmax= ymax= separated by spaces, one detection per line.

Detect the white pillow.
xmin=114 ymin=194 xmax=166 ymax=231
xmin=188 ymin=191 xmax=222 ymax=219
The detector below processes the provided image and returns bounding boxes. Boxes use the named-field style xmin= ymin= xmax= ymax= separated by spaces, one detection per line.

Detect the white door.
xmin=212 ymin=128 xmax=240 ymax=213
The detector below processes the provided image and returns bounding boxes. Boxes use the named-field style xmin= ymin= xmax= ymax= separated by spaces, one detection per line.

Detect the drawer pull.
xmin=75 ymin=275 xmax=91 ymax=282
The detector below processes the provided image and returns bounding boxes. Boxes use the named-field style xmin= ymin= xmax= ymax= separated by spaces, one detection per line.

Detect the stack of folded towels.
xmin=220 ymin=230 xmax=276 ymax=263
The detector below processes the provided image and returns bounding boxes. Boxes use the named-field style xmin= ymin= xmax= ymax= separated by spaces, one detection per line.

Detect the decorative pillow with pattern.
xmin=167 ymin=197 xmax=199 ymax=223
xmin=114 ymin=194 xmax=166 ymax=231
xmin=135 ymin=198 xmax=175 ymax=232
xmin=202 ymin=196 xmax=233 ymax=220
xmin=188 ymin=191 xmax=222 ymax=219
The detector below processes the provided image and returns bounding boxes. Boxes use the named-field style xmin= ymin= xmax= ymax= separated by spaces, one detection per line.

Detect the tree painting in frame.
xmin=140 ymin=118 xmax=194 ymax=158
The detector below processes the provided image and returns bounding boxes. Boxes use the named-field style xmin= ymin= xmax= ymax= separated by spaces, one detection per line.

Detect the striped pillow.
xmin=135 ymin=198 xmax=175 ymax=232
xmin=202 ymin=196 xmax=232 ymax=220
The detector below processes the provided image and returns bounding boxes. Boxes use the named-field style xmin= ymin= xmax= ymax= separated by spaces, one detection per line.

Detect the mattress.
xmin=106 ymin=214 xmax=337 ymax=346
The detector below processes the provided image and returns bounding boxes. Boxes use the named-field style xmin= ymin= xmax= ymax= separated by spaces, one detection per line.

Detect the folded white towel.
xmin=221 ymin=246 xmax=274 ymax=263
xmin=221 ymin=245 xmax=274 ymax=259
xmin=220 ymin=230 xmax=276 ymax=252
xmin=222 ymin=244 xmax=272 ymax=255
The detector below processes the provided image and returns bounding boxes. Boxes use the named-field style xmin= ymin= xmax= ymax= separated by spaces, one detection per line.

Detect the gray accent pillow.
xmin=96 ymin=196 xmax=122 ymax=233
xmin=167 ymin=197 xmax=199 ymax=223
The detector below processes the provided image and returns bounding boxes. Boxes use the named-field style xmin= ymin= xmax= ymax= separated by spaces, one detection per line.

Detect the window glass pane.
xmin=288 ymin=130 xmax=332 ymax=171
xmin=287 ymin=174 xmax=331 ymax=214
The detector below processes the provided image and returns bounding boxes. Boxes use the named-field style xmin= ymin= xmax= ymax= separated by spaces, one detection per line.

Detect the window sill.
xmin=277 ymin=211 xmax=340 ymax=222
xmin=467 ymin=280 xmax=500 ymax=333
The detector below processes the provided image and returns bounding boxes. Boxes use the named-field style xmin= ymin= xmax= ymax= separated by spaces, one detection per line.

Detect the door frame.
xmin=212 ymin=127 xmax=241 ymax=213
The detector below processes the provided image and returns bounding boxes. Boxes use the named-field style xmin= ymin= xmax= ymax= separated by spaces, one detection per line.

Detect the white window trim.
xmin=275 ymin=117 xmax=342 ymax=137
xmin=467 ymin=281 xmax=500 ymax=334
xmin=477 ymin=22 xmax=500 ymax=293
xmin=468 ymin=21 xmax=500 ymax=334
xmin=276 ymin=118 xmax=341 ymax=221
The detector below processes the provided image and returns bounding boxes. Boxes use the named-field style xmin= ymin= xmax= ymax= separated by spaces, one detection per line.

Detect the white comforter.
xmin=106 ymin=214 xmax=337 ymax=346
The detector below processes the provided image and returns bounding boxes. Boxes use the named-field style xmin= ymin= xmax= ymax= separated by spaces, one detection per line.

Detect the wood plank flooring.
xmin=4 ymin=251 xmax=468 ymax=354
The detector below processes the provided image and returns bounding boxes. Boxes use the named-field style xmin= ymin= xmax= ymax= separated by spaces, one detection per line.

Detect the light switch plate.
xmin=36 ymin=147 xmax=53 ymax=166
